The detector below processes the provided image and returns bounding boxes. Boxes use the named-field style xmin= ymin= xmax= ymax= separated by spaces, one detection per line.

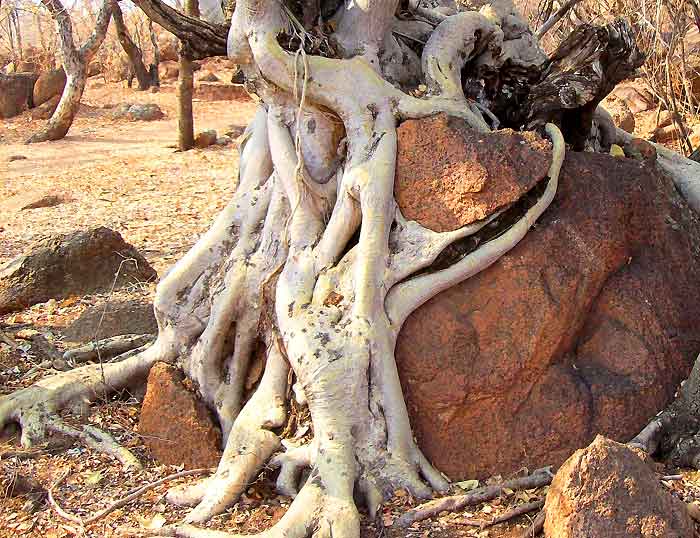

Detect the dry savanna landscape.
xmin=2 ymin=0 xmax=700 ymax=537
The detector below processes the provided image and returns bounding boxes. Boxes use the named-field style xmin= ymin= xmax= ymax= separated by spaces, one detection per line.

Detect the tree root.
xmin=629 ymin=354 xmax=700 ymax=467
xmin=167 ymin=343 xmax=288 ymax=523
xmin=0 ymin=342 xmax=163 ymax=459
xmin=395 ymin=469 xmax=553 ymax=528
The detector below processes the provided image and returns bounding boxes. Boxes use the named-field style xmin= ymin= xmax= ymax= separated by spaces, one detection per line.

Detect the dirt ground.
xmin=1 ymin=75 xmax=699 ymax=538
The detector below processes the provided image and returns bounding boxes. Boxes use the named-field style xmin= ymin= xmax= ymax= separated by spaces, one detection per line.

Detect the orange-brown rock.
xmin=394 ymin=114 xmax=552 ymax=232
xmin=395 ymin=126 xmax=700 ymax=480
xmin=33 ymin=68 xmax=66 ymax=107
xmin=194 ymin=83 xmax=249 ymax=102
xmin=139 ymin=362 xmax=222 ymax=469
xmin=544 ymin=436 xmax=693 ymax=538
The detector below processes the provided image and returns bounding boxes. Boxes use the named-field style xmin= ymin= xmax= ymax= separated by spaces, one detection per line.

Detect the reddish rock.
xmin=612 ymin=84 xmax=655 ymax=114
xmin=159 ymin=61 xmax=179 ymax=81
xmin=602 ymin=95 xmax=635 ymax=132
xmin=33 ymin=68 xmax=66 ymax=107
xmin=139 ymin=362 xmax=222 ymax=469
xmin=544 ymin=436 xmax=693 ymax=538
xmin=195 ymin=129 xmax=218 ymax=148
xmin=395 ymin=130 xmax=700 ymax=480
xmin=31 ymin=94 xmax=61 ymax=120
xmin=0 ymin=72 xmax=38 ymax=119
xmin=394 ymin=114 xmax=552 ymax=232
xmin=194 ymin=83 xmax=250 ymax=102
xmin=198 ymin=71 xmax=220 ymax=82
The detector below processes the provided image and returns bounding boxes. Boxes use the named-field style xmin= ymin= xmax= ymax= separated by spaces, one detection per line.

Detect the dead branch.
xmin=456 ymin=499 xmax=545 ymax=529
xmin=535 ymin=0 xmax=584 ymax=39
xmin=520 ymin=509 xmax=546 ymax=537
xmin=394 ymin=470 xmax=553 ymax=528
xmin=63 ymin=334 xmax=155 ymax=364
xmin=48 ymin=468 xmax=213 ymax=526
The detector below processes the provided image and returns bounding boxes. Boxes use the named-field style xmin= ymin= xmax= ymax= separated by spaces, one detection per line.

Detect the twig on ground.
xmin=520 ymin=509 xmax=546 ymax=538
xmin=48 ymin=468 xmax=213 ymax=526
xmin=395 ymin=469 xmax=553 ymax=527
xmin=47 ymin=421 xmax=142 ymax=469
xmin=456 ymin=499 xmax=545 ymax=529
xmin=64 ymin=334 xmax=155 ymax=364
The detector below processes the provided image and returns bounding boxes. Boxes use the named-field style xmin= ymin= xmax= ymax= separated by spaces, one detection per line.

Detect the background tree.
xmin=176 ymin=0 xmax=198 ymax=150
xmin=3 ymin=1 xmax=700 ymax=538
xmin=112 ymin=0 xmax=153 ymax=90
xmin=27 ymin=0 xmax=112 ymax=143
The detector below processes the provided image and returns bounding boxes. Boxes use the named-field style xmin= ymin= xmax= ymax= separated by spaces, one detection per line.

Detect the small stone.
xmin=139 ymin=362 xmax=222 ymax=469
xmin=195 ymin=129 xmax=218 ymax=148
xmin=199 ymin=71 xmax=220 ymax=82
xmin=609 ymin=144 xmax=625 ymax=158
xmin=544 ymin=436 xmax=693 ymax=538
xmin=215 ymin=135 xmax=232 ymax=146
xmin=7 ymin=155 xmax=27 ymax=162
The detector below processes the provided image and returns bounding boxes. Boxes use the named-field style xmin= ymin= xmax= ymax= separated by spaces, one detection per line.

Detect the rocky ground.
xmin=1 ymin=71 xmax=700 ymax=538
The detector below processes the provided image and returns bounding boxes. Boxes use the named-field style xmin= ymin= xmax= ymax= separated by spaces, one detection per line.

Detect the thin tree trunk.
xmin=12 ymin=8 xmax=23 ymax=60
xmin=148 ymin=19 xmax=160 ymax=86
xmin=177 ymin=0 xmax=198 ymax=150
xmin=112 ymin=1 xmax=151 ymax=90
xmin=27 ymin=0 xmax=112 ymax=143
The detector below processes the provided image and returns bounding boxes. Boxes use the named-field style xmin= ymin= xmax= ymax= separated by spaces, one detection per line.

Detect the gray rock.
xmin=0 ymin=227 xmax=157 ymax=314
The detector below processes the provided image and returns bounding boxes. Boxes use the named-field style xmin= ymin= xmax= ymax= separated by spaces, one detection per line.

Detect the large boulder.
xmin=394 ymin=115 xmax=700 ymax=480
xmin=544 ymin=436 xmax=693 ymax=538
xmin=0 ymin=227 xmax=157 ymax=314
xmin=139 ymin=362 xmax=222 ymax=469
xmin=0 ymin=72 xmax=38 ymax=118
xmin=32 ymin=68 xmax=66 ymax=107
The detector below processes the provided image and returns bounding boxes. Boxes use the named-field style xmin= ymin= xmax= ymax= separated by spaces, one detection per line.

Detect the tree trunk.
xmin=112 ymin=1 xmax=152 ymax=91
xmin=177 ymin=0 xmax=198 ymax=150
xmin=27 ymin=0 xmax=112 ymax=143
xmin=5 ymin=2 xmax=700 ymax=538
xmin=148 ymin=19 xmax=160 ymax=86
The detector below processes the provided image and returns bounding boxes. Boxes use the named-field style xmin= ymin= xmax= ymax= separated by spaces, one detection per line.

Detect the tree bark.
xmin=27 ymin=0 xmax=112 ymax=143
xmin=148 ymin=19 xmax=160 ymax=86
xmin=112 ymin=1 xmax=152 ymax=91
xmin=8 ymin=3 xmax=696 ymax=538
xmin=176 ymin=0 xmax=198 ymax=150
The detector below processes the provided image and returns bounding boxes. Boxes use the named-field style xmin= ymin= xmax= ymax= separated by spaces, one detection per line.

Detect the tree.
xmin=27 ymin=0 xmax=112 ymax=143
xmin=112 ymin=0 xmax=154 ymax=91
xmin=3 ymin=1 xmax=700 ymax=537
xmin=177 ymin=0 xmax=198 ymax=150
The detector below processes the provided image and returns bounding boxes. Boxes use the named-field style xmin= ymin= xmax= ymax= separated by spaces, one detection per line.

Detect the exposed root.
xmin=0 ymin=343 xmax=164 ymax=450
xmin=167 ymin=343 xmax=288 ymax=522
xmin=270 ymin=441 xmax=316 ymax=497
xmin=47 ymin=421 xmax=141 ymax=468
xmin=629 ymin=353 xmax=700 ymax=468
xmin=395 ymin=469 xmax=553 ymax=528
xmin=386 ymin=122 xmax=565 ymax=326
